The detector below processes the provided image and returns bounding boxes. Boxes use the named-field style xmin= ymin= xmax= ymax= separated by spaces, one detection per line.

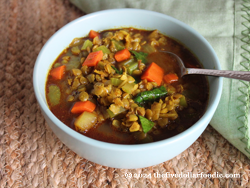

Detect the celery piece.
xmin=47 ymin=85 xmax=61 ymax=106
xmin=127 ymin=62 xmax=138 ymax=75
xmin=66 ymin=60 xmax=81 ymax=70
xmin=81 ymin=39 xmax=93 ymax=50
xmin=139 ymin=115 xmax=154 ymax=133
xmin=111 ymin=39 xmax=125 ymax=51
xmin=93 ymin=45 xmax=111 ymax=54
xmin=110 ymin=77 xmax=123 ymax=86
xmin=142 ymin=43 xmax=156 ymax=54
xmin=122 ymin=83 xmax=136 ymax=94
xmin=74 ymin=111 xmax=97 ymax=132
xmin=66 ymin=56 xmax=81 ymax=70
xmin=107 ymin=107 xmax=126 ymax=118
xmin=179 ymin=96 xmax=188 ymax=107
xmin=107 ymin=109 xmax=115 ymax=118
xmin=117 ymin=57 xmax=135 ymax=70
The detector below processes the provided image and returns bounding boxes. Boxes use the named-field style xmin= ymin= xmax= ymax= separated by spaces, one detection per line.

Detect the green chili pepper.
xmin=134 ymin=86 xmax=167 ymax=104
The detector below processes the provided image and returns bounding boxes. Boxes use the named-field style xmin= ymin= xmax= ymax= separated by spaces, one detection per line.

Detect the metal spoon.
xmin=161 ymin=51 xmax=250 ymax=81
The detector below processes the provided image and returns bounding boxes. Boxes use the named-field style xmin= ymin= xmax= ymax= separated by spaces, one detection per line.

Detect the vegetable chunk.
xmin=131 ymin=50 xmax=148 ymax=64
xmin=93 ymin=45 xmax=111 ymax=54
xmin=114 ymin=49 xmax=131 ymax=62
xmin=81 ymin=39 xmax=93 ymax=50
xmin=134 ymin=86 xmax=167 ymax=104
xmin=74 ymin=111 xmax=97 ymax=132
xmin=89 ymin=30 xmax=100 ymax=39
xmin=82 ymin=51 xmax=103 ymax=67
xmin=141 ymin=62 xmax=164 ymax=86
xmin=139 ymin=115 xmax=154 ymax=133
xmin=50 ymin=65 xmax=66 ymax=80
xmin=47 ymin=85 xmax=61 ymax=106
xmin=163 ymin=73 xmax=178 ymax=84
xmin=71 ymin=101 xmax=96 ymax=114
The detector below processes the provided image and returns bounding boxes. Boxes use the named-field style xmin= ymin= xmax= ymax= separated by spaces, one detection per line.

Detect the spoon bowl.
xmin=161 ymin=51 xmax=250 ymax=81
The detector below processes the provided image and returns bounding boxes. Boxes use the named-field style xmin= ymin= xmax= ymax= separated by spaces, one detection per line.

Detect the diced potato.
xmin=74 ymin=111 xmax=97 ymax=132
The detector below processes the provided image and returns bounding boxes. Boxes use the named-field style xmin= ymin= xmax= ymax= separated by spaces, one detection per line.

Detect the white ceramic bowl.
xmin=33 ymin=9 xmax=222 ymax=169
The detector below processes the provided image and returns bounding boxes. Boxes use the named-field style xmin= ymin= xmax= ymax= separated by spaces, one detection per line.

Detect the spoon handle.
xmin=187 ymin=68 xmax=250 ymax=81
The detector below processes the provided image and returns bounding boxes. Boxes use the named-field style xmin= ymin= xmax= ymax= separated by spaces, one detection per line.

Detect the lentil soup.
xmin=46 ymin=28 xmax=209 ymax=144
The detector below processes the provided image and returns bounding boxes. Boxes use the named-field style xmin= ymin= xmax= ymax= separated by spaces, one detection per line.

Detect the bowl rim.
xmin=33 ymin=8 xmax=223 ymax=151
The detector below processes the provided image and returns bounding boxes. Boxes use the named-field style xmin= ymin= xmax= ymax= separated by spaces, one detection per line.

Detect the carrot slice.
xmin=82 ymin=50 xmax=103 ymax=67
xmin=71 ymin=101 xmax=96 ymax=114
xmin=114 ymin=49 xmax=131 ymax=62
xmin=141 ymin=62 xmax=164 ymax=86
xmin=50 ymin=65 xmax=66 ymax=80
xmin=89 ymin=30 xmax=100 ymax=39
xmin=163 ymin=73 xmax=179 ymax=84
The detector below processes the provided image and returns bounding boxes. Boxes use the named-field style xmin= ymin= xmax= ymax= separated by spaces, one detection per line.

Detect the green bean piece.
xmin=117 ymin=57 xmax=135 ymax=70
xmin=134 ymin=86 xmax=167 ymax=104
